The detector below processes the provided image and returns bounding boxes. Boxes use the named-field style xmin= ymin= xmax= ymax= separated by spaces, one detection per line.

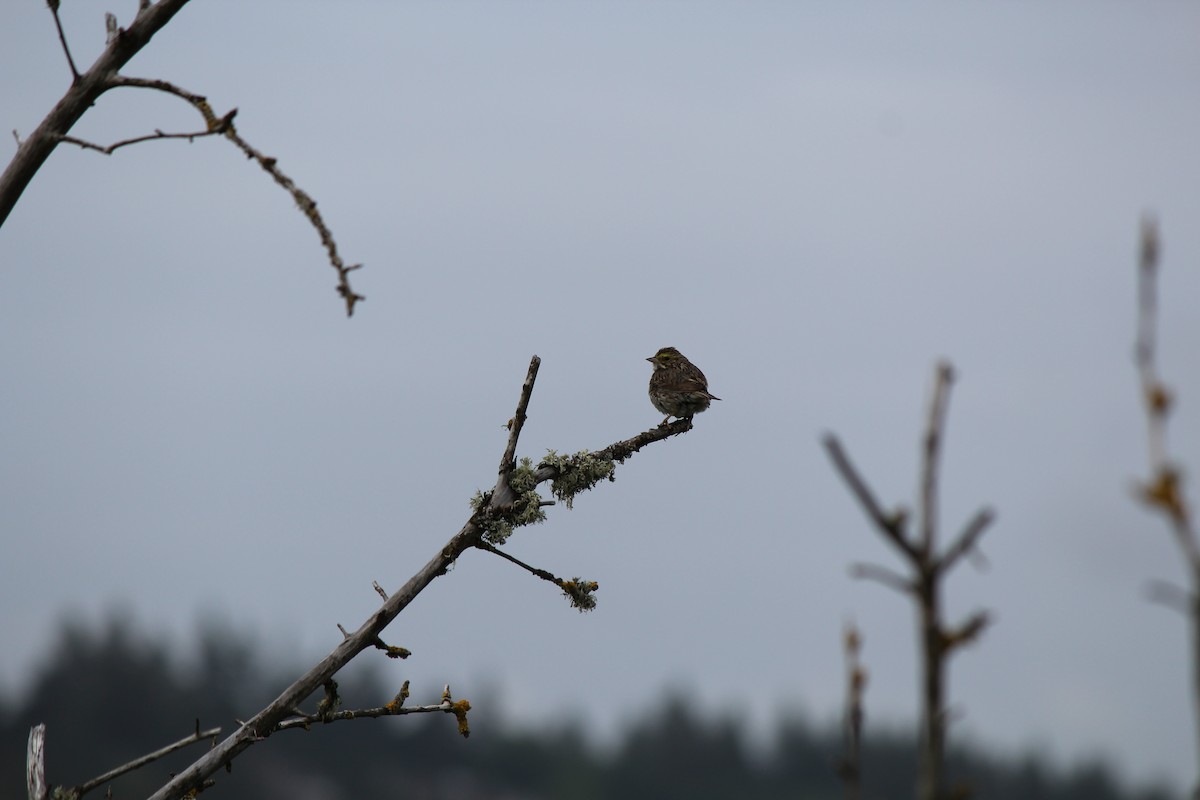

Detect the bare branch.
xmin=919 ymin=361 xmax=955 ymax=555
xmin=823 ymin=434 xmax=917 ymax=559
xmin=937 ymin=507 xmax=996 ymax=574
xmin=498 ymin=356 xmax=541 ymax=483
xmin=106 ymin=75 xmax=365 ymax=316
xmin=3 ymin=28 xmax=365 ymax=314
xmin=46 ymin=1 xmax=80 ymax=81
xmin=476 ymin=541 xmax=599 ymax=611
xmin=69 ymin=723 xmax=221 ymax=798
xmin=477 ymin=539 xmax=561 ymax=584
xmin=274 ymin=694 xmax=461 ymax=731
xmin=1 ymin=0 xmax=193 ymax=225
xmin=849 ymin=562 xmax=913 ymax=595
xmin=943 ymin=610 xmax=991 ymax=653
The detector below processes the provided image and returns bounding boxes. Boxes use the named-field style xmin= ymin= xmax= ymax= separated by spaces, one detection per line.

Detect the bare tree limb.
xmin=0 ymin=0 xmax=192 ymax=226
xmin=499 ymin=356 xmax=541 ymax=481
xmin=919 ymin=362 xmax=955 ymax=556
xmin=46 ymin=0 xmax=80 ymax=81
xmin=144 ymin=355 xmax=694 ymax=800
xmin=106 ymin=75 xmax=365 ymax=316
xmin=937 ymin=507 xmax=996 ymax=574
xmin=822 ymin=434 xmax=917 ymax=560
xmin=58 ymin=124 xmax=229 ymax=154
xmin=273 ymin=684 xmax=462 ymax=732
xmin=70 ymin=723 xmax=221 ymax=798
xmin=3 ymin=8 xmax=365 ymax=316
xmin=476 ymin=539 xmax=599 ymax=611
xmin=849 ymin=562 xmax=913 ymax=595
xmin=478 ymin=539 xmax=562 ymax=585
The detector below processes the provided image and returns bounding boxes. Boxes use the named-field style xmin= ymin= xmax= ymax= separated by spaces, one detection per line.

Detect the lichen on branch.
xmin=540 ymin=449 xmax=616 ymax=510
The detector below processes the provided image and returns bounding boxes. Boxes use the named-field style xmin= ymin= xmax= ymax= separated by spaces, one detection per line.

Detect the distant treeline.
xmin=0 ymin=617 xmax=1178 ymax=800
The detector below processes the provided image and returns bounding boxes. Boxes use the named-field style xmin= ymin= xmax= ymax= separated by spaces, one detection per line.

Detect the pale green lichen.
xmin=540 ymin=449 xmax=616 ymax=510
xmin=472 ymin=458 xmax=548 ymax=545
xmin=560 ymin=577 xmax=600 ymax=612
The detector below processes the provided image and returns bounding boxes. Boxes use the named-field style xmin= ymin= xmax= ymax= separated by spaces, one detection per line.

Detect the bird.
xmin=646 ymin=346 xmax=721 ymax=425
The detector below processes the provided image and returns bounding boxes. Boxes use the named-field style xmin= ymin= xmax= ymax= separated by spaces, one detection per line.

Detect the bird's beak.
xmin=645 ymin=356 xmax=654 ymax=363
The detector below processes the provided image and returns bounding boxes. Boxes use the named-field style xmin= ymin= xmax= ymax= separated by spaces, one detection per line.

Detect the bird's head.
xmin=646 ymin=346 xmax=684 ymax=369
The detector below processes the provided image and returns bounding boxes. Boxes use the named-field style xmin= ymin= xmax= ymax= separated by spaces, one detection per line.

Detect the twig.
xmin=920 ymin=362 xmax=955 ymax=555
xmin=107 ymin=75 xmax=365 ymax=316
xmin=822 ymin=435 xmax=916 ymax=559
xmin=475 ymin=539 xmax=599 ymax=610
xmin=1 ymin=0 xmax=193 ymax=226
xmin=937 ymin=508 xmax=995 ymax=574
xmin=46 ymin=0 xmax=79 ymax=81
xmin=58 ymin=126 xmax=228 ymax=155
xmin=275 ymin=694 xmax=457 ymax=731
xmin=477 ymin=540 xmax=561 ymax=584
xmin=499 ymin=356 xmax=541 ymax=481
xmin=849 ymin=562 xmax=913 ymax=595
xmin=71 ymin=723 xmax=221 ymax=797
xmin=2 ymin=14 xmax=364 ymax=317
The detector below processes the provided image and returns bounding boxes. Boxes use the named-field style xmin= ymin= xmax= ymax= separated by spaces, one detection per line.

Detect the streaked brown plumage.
xmin=646 ymin=346 xmax=721 ymax=425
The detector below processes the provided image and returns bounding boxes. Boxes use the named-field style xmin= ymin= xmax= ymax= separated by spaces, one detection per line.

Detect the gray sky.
xmin=3 ymin=0 xmax=1200 ymax=793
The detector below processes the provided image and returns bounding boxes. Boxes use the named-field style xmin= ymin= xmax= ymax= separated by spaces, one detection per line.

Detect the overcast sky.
xmin=3 ymin=1 xmax=1200 ymax=794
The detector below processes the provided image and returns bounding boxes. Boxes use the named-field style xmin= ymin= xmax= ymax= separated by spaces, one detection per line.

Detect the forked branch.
xmin=3 ymin=2 xmax=364 ymax=315
xmin=823 ymin=362 xmax=995 ymax=800
xmin=137 ymin=355 xmax=693 ymax=800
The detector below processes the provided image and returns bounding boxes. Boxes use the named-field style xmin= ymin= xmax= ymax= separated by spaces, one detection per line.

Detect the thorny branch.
xmin=2 ymin=2 xmax=364 ymax=316
xmin=920 ymin=363 xmax=955 ymax=555
xmin=2 ymin=0 xmax=192 ymax=225
xmin=47 ymin=1 xmax=79 ymax=81
xmin=823 ymin=361 xmax=995 ymax=800
xmin=270 ymin=681 xmax=469 ymax=736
